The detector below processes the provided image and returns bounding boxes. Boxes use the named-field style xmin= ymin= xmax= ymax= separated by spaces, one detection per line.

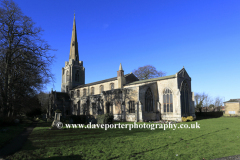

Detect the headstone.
xmin=51 ymin=112 xmax=62 ymax=127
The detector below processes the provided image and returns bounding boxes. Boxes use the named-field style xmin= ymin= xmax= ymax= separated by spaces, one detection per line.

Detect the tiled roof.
xmin=72 ymin=73 xmax=133 ymax=89
xmin=225 ymin=99 xmax=240 ymax=103
xmin=125 ymin=74 xmax=176 ymax=86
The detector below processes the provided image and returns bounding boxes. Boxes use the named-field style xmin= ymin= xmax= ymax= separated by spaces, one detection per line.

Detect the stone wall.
xmin=225 ymin=102 xmax=240 ymax=115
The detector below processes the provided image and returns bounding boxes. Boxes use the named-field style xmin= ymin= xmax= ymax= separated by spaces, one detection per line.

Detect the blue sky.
xmin=14 ymin=0 xmax=240 ymax=102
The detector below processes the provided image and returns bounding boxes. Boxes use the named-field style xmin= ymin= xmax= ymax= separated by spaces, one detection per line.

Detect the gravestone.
xmin=51 ymin=112 xmax=62 ymax=127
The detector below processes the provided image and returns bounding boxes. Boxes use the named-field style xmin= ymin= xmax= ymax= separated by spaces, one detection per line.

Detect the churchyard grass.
xmin=0 ymin=117 xmax=33 ymax=148
xmin=6 ymin=117 xmax=240 ymax=160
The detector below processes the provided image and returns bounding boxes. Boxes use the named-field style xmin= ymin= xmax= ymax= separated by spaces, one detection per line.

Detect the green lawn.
xmin=6 ymin=117 xmax=240 ymax=160
xmin=0 ymin=117 xmax=33 ymax=149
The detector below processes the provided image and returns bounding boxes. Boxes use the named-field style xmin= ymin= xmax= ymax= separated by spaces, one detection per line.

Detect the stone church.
xmin=48 ymin=15 xmax=196 ymax=122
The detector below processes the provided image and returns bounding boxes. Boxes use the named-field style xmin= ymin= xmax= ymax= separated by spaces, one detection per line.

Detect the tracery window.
xmin=145 ymin=88 xmax=153 ymax=112
xmin=163 ymin=88 xmax=173 ymax=113
xmin=77 ymin=90 xmax=80 ymax=97
xmin=91 ymin=87 xmax=94 ymax=95
xmin=75 ymin=70 xmax=79 ymax=82
xmin=129 ymin=101 xmax=135 ymax=113
xmin=181 ymin=81 xmax=189 ymax=116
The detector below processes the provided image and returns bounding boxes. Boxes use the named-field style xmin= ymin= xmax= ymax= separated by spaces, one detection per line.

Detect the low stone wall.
xmin=113 ymin=114 xmax=122 ymax=121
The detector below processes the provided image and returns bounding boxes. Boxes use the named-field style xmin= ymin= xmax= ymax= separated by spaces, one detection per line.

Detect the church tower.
xmin=61 ymin=14 xmax=85 ymax=92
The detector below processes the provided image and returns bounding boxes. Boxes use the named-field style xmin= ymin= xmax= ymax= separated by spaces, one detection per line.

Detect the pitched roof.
xmin=225 ymin=99 xmax=240 ymax=103
xmin=125 ymin=74 xmax=176 ymax=86
xmin=72 ymin=73 xmax=134 ymax=89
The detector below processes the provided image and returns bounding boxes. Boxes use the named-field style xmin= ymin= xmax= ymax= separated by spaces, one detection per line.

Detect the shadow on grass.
xmin=36 ymin=155 xmax=83 ymax=160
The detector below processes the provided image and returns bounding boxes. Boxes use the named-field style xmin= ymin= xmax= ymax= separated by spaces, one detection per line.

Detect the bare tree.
xmin=132 ymin=65 xmax=166 ymax=80
xmin=0 ymin=0 xmax=54 ymax=117
xmin=194 ymin=93 xmax=207 ymax=112
xmin=213 ymin=96 xmax=223 ymax=111
xmin=203 ymin=94 xmax=213 ymax=112
xmin=37 ymin=92 xmax=49 ymax=113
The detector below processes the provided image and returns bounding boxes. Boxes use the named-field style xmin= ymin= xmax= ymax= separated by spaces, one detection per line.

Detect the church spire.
xmin=119 ymin=63 xmax=123 ymax=70
xmin=69 ymin=13 xmax=79 ymax=61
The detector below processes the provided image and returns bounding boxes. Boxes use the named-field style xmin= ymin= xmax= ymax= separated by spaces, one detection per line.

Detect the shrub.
xmin=97 ymin=114 xmax=114 ymax=124
xmin=182 ymin=117 xmax=187 ymax=122
xmin=187 ymin=116 xmax=193 ymax=121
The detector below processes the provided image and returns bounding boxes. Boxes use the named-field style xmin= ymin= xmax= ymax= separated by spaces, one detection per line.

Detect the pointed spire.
xmin=119 ymin=63 xmax=123 ymax=70
xmin=69 ymin=13 xmax=79 ymax=61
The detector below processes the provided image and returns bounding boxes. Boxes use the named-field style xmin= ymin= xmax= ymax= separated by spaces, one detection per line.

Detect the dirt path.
xmin=0 ymin=122 xmax=38 ymax=159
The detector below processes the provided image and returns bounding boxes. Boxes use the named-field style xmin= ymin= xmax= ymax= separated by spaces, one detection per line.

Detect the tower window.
xmin=66 ymin=86 xmax=69 ymax=92
xmin=66 ymin=71 xmax=70 ymax=82
xmin=163 ymin=88 xmax=173 ymax=113
xmin=71 ymin=91 xmax=74 ymax=98
xmin=77 ymin=90 xmax=80 ymax=97
xmin=75 ymin=70 xmax=79 ymax=82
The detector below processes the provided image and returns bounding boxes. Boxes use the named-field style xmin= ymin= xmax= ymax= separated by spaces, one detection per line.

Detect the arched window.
xmin=66 ymin=86 xmax=69 ymax=92
xmin=100 ymin=85 xmax=104 ymax=93
xmin=91 ymin=87 xmax=94 ymax=95
xmin=75 ymin=70 xmax=79 ymax=82
xmin=83 ymin=89 xmax=86 ymax=96
xmin=110 ymin=83 xmax=114 ymax=90
xmin=129 ymin=101 xmax=135 ymax=113
xmin=181 ymin=81 xmax=189 ymax=116
xmin=66 ymin=71 xmax=70 ymax=82
xmin=77 ymin=90 xmax=80 ymax=97
xmin=71 ymin=91 xmax=74 ymax=98
xmin=145 ymin=88 xmax=153 ymax=112
xmin=163 ymin=88 xmax=173 ymax=113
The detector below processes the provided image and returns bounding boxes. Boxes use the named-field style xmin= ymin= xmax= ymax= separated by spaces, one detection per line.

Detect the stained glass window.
xmin=163 ymin=89 xmax=173 ymax=113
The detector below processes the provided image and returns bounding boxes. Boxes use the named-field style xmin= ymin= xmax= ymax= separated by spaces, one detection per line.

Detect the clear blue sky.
xmin=14 ymin=0 xmax=240 ymax=102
